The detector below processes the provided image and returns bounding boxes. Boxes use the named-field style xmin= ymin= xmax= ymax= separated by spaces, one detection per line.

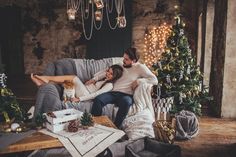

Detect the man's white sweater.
xmin=93 ymin=63 xmax=158 ymax=95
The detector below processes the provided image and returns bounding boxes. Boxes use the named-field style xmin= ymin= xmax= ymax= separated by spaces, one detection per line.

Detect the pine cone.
xmin=68 ymin=120 xmax=79 ymax=132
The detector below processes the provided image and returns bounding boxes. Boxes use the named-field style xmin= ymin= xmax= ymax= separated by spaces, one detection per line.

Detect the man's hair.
xmin=124 ymin=47 xmax=139 ymax=62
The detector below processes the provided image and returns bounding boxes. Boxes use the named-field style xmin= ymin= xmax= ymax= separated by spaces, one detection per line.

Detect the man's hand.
xmin=85 ymin=79 xmax=96 ymax=85
xmin=131 ymin=80 xmax=139 ymax=90
xmin=70 ymin=97 xmax=80 ymax=102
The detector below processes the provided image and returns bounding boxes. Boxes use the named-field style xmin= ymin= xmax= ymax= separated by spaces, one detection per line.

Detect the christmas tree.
xmin=152 ymin=15 xmax=212 ymax=115
xmin=80 ymin=110 xmax=94 ymax=127
xmin=0 ymin=73 xmax=24 ymax=122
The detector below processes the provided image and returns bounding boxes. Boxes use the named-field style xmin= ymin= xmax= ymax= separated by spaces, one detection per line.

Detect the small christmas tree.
xmin=0 ymin=73 xmax=24 ymax=122
xmin=152 ymin=15 xmax=212 ymax=115
xmin=80 ymin=110 xmax=94 ymax=127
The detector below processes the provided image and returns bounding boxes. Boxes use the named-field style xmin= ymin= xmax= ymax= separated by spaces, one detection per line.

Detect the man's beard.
xmin=123 ymin=63 xmax=132 ymax=68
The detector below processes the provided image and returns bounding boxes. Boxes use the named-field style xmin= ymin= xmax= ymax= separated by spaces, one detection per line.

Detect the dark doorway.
xmin=0 ymin=5 xmax=24 ymax=76
xmin=85 ymin=0 xmax=133 ymax=59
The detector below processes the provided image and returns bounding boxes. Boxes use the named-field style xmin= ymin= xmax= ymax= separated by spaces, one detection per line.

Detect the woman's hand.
xmin=71 ymin=97 xmax=80 ymax=102
xmin=85 ymin=79 xmax=96 ymax=85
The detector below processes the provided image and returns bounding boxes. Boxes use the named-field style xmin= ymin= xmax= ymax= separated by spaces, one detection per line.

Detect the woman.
xmin=31 ymin=64 xmax=123 ymax=102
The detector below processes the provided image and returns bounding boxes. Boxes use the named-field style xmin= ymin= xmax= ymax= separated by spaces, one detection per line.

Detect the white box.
xmin=44 ymin=108 xmax=83 ymax=132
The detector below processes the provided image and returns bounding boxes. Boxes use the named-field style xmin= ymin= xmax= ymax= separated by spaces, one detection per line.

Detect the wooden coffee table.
xmin=0 ymin=116 xmax=116 ymax=154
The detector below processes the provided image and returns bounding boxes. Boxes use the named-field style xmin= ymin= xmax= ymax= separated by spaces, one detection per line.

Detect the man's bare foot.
xmin=34 ymin=75 xmax=49 ymax=84
xmin=31 ymin=74 xmax=45 ymax=87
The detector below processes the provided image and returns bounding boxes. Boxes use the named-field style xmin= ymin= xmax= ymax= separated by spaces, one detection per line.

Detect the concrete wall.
xmin=221 ymin=0 xmax=236 ymax=118
xmin=204 ymin=0 xmax=214 ymax=86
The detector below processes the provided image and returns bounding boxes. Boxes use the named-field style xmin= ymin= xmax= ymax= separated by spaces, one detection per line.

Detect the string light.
xmin=143 ymin=23 xmax=171 ymax=67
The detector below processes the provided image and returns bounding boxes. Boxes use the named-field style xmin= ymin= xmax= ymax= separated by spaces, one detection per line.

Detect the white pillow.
xmin=122 ymin=109 xmax=155 ymax=140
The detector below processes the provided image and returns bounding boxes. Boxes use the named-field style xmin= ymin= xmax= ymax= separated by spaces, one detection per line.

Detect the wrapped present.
xmin=152 ymin=118 xmax=176 ymax=144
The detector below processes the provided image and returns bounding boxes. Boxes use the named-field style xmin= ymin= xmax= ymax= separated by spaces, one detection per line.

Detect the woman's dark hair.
xmin=100 ymin=64 xmax=123 ymax=89
xmin=124 ymin=47 xmax=139 ymax=62
xmin=109 ymin=64 xmax=123 ymax=82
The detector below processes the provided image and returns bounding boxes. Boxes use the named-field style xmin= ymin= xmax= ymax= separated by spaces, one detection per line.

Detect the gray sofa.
xmin=33 ymin=57 xmax=122 ymax=122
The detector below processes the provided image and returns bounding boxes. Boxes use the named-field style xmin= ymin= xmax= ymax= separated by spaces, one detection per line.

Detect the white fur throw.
xmin=128 ymin=83 xmax=155 ymax=118
xmin=122 ymin=109 xmax=155 ymax=140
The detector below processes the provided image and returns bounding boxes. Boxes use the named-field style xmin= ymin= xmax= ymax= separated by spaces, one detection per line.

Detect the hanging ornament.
xmin=185 ymin=76 xmax=189 ymax=81
xmin=179 ymin=70 xmax=184 ymax=81
xmin=117 ymin=16 xmax=127 ymax=28
xmin=94 ymin=0 xmax=104 ymax=9
xmin=179 ymin=92 xmax=183 ymax=104
xmin=187 ymin=65 xmax=191 ymax=75
xmin=174 ymin=52 xmax=179 ymax=57
xmin=95 ymin=10 xmax=102 ymax=21
xmin=172 ymin=77 xmax=177 ymax=82
xmin=194 ymin=85 xmax=199 ymax=91
xmin=179 ymin=29 xmax=184 ymax=36
xmin=197 ymin=104 xmax=202 ymax=108
xmin=196 ymin=69 xmax=201 ymax=75
xmin=158 ymin=61 xmax=162 ymax=70
xmin=166 ymin=49 xmax=170 ymax=54
xmin=67 ymin=8 xmax=77 ymax=20
xmin=166 ymin=74 xmax=172 ymax=85
xmin=199 ymin=81 xmax=202 ymax=91
xmin=0 ymin=73 xmax=7 ymax=88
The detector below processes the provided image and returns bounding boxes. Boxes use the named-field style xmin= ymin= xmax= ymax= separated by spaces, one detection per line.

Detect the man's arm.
xmin=85 ymin=69 xmax=107 ymax=85
xmin=79 ymin=83 xmax=113 ymax=101
xmin=137 ymin=64 xmax=158 ymax=85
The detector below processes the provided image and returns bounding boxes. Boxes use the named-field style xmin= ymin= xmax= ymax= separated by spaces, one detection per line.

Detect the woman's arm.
xmin=85 ymin=69 xmax=107 ymax=85
xmin=79 ymin=83 xmax=113 ymax=101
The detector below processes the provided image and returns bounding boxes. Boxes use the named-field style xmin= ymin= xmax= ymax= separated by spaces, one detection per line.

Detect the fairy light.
xmin=143 ymin=23 xmax=171 ymax=67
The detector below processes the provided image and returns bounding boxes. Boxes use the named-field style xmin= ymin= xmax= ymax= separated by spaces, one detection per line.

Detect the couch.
xmin=33 ymin=57 xmax=123 ymax=122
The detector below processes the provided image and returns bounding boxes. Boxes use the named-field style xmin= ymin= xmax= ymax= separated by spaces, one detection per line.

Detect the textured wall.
xmin=0 ymin=0 xmax=182 ymax=74
xmin=222 ymin=0 xmax=236 ymax=118
xmin=203 ymin=0 xmax=214 ymax=86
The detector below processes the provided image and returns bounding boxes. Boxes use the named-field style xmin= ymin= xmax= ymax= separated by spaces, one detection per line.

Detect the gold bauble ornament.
xmin=166 ymin=49 xmax=170 ymax=54
xmin=4 ymin=128 xmax=11 ymax=133
xmin=196 ymin=70 xmax=201 ymax=75
xmin=186 ymin=91 xmax=191 ymax=96
xmin=16 ymin=127 xmax=22 ymax=132
xmin=182 ymin=22 xmax=186 ymax=27
xmin=195 ymin=91 xmax=199 ymax=95
xmin=166 ymin=65 xmax=170 ymax=71
xmin=198 ymin=104 xmax=202 ymax=108
xmin=194 ymin=86 xmax=199 ymax=91
xmin=172 ymin=77 xmax=177 ymax=82
xmin=175 ymin=53 xmax=179 ymax=57
xmin=185 ymin=76 xmax=189 ymax=81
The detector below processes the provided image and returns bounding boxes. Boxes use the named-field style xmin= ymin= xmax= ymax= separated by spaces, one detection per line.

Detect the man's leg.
xmin=91 ymin=92 xmax=116 ymax=116
xmin=114 ymin=95 xmax=133 ymax=128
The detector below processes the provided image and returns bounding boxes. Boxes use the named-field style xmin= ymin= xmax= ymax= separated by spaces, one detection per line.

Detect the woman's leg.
xmin=34 ymin=74 xmax=76 ymax=84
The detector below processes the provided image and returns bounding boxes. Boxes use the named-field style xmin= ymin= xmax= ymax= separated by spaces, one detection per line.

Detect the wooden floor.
xmin=175 ymin=117 xmax=236 ymax=157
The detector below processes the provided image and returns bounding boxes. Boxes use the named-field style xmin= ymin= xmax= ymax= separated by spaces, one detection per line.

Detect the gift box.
xmin=152 ymin=118 xmax=176 ymax=144
xmin=44 ymin=108 xmax=83 ymax=133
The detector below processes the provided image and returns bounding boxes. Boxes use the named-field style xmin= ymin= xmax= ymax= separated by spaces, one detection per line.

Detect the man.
xmin=87 ymin=48 xmax=158 ymax=128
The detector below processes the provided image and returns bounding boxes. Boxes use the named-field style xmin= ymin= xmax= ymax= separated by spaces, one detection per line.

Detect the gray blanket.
xmin=175 ymin=110 xmax=199 ymax=140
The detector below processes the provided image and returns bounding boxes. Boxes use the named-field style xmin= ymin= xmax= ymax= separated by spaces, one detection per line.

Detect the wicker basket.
xmin=152 ymin=118 xmax=176 ymax=144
